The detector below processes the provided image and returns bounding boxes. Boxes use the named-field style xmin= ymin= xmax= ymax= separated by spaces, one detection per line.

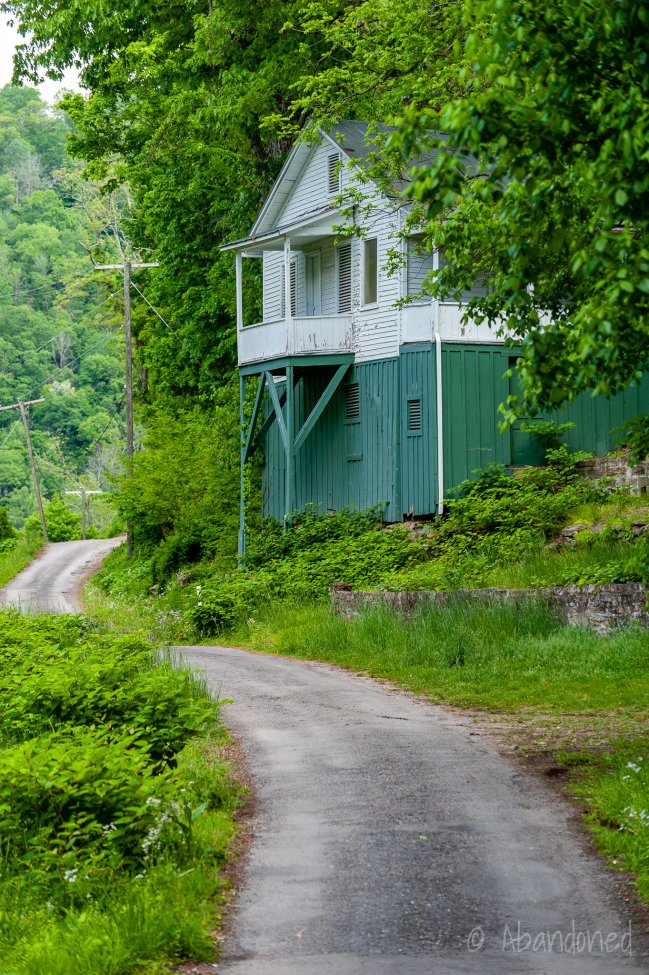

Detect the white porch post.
xmin=235 ymin=250 xmax=244 ymax=330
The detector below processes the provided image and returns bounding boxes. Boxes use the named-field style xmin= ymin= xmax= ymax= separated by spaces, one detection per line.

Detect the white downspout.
xmin=435 ymin=328 xmax=444 ymax=516
xmin=432 ymin=247 xmax=444 ymax=516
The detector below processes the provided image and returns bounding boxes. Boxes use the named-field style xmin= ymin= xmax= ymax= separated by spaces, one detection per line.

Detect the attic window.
xmin=407 ymin=398 xmax=422 ymax=433
xmin=327 ymin=153 xmax=341 ymax=195
xmin=344 ymin=383 xmax=360 ymax=421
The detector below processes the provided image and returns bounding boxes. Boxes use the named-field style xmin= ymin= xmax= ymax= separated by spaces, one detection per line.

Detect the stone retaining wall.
xmin=330 ymin=583 xmax=649 ymax=634
xmin=576 ymin=453 xmax=649 ymax=494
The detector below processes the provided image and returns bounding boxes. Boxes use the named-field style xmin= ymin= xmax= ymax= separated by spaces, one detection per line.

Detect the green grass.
xmin=562 ymin=741 xmax=649 ymax=904
xmin=245 ymin=600 xmax=649 ymax=711
xmin=486 ymin=537 xmax=641 ymax=589
xmin=0 ymin=532 xmax=43 ymax=589
xmin=87 ymin=524 xmax=649 ymax=910
xmin=0 ymin=612 xmax=241 ymax=975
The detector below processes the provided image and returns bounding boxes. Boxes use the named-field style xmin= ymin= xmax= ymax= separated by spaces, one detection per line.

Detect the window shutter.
xmin=438 ymin=247 xmax=488 ymax=302
xmin=407 ymin=398 xmax=422 ymax=432
xmin=337 ymin=242 xmax=352 ymax=313
xmin=344 ymin=383 xmax=360 ymax=421
xmin=280 ymin=259 xmax=297 ymax=317
xmin=328 ymin=153 xmax=341 ymax=194
xmin=290 ymin=260 xmax=297 ymax=317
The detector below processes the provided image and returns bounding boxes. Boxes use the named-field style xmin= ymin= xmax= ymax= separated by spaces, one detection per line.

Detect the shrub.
xmin=0 ymin=728 xmax=179 ymax=876
xmin=0 ymin=506 xmax=16 ymax=542
xmin=0 ymin=640 xmax=218 ymax=769
xmin=24 ymin=495 xmax=82 ymax=542
xmin=185 ymin=521 xmax=423 ymax=635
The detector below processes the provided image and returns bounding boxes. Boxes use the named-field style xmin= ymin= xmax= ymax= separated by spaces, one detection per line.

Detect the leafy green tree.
xmin=386 ymin=0 xmax=649 ymax=443
xmin=0 ymin=505 xmax=16 ymax=540
xmin=1 ymin=0 xmax=368 ymax=398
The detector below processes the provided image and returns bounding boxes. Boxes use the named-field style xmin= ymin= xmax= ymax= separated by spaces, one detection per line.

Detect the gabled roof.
xmin=221 ymin=120 xmax=443 ymax=252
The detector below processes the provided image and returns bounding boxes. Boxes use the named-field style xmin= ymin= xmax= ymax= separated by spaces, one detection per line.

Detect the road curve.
xmin=0 ymin=536 xmax=124 ymax=613
xmin=181 ymin=645 xmax=647 ymax=975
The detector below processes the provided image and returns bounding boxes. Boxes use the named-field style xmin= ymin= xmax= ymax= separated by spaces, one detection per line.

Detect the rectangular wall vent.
xmin=407 ymin=398 xmax=422 ymax=432
xmin=344 ymin=383 xmax=360 ymax=421
xmin=337 ymin=242 xmax=352 ymax=312
xmin=328 ymin=153 xmax=341 ymax=194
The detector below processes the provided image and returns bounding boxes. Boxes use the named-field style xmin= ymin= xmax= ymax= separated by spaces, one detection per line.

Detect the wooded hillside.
xmin=0 ymin=84 xmax=124 ymax=526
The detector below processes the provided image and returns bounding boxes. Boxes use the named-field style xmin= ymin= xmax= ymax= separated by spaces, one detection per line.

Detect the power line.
xmin=129 ymin=280 xmax=176 ymax=335
xmin=0 ymin=420 xmax=21 ymax=450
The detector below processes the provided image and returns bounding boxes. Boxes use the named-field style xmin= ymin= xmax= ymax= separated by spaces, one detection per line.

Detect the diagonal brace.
xmin=264 ymin=371 xmax=288 ymax=452
xmin=254 ymin=388 xmax=286 ymax=449
xmin=293 ymin=363 xmax=350 ymax=454
xmin=243 ymin=373 xmax=266 ymax=463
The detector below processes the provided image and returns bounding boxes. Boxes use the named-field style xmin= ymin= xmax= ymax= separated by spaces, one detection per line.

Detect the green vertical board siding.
xmin=560 ymin=377 xmax=649 ymax=457
xmin=262 ymin=359 xmax=403 ymax=521
xmin=441 ymin=343 xmax=649 ymax=489
xmin=399 ymin=345 xmax=436 ymax=516
xmin=442 ymin=345 xmax=509 ymax=489
xmin=261 ymin=345 xmax=649 ymax=524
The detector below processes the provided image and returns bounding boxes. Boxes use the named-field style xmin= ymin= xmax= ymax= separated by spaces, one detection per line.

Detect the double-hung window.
xmin=363 ymin=237 xmax=378 ymax=305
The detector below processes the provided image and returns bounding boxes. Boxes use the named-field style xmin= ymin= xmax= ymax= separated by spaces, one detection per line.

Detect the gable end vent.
xmin=407 ymin=398 xmax=422 ymax=432
xmin=328 ymin=153 xmax=341 ymax=195
xmin=344 ymin=383 xmax=360 ymax=421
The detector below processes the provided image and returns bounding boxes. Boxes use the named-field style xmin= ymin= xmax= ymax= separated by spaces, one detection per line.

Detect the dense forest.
xmin=0 ymin=84 xmax=124 ymax=526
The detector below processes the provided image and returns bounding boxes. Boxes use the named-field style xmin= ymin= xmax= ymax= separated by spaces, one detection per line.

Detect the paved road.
xmin=1 ymin=544 xmax=646 ymax=973
xmin=0 ymin=536 xmax=124 ymax=613
xmin=182 ymin=645 xmax=647 ymax=975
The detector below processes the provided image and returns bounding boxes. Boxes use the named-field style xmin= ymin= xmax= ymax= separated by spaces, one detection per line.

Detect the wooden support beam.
xmin=254 ymin=387 xmax=286 ymax=448
xmin=243 ymin=373 xmax=266 ymax=463
xmin=235 ymin=251 xmax=244 ymax=331
xmin=293 ymin=363 xmax=350 ymax=454
xmin=285 ymin=363 xmax=295 ymax=527
xmin=238 ymin=373 xmax=246 ymax=562
xmin=265 ymin=371 xmax=288 ymax=452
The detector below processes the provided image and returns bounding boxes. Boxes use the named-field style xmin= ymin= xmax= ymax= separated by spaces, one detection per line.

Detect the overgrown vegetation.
xmin=0 ymin=531 xmax=43 ymax=588
xmin=89 ymin=442 xmax=649 ymax=643
xmin=0 ymin=611 xmax=240 ymax=974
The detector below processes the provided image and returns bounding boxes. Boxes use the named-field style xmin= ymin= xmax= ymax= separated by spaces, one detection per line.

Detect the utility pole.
xmin=0 ymin=398 xmax=48 ymax=541
xmin=94 ymin=260 xmax=158 ymax=556
xmin=64 ymin=489 xmax=104 ymax=540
